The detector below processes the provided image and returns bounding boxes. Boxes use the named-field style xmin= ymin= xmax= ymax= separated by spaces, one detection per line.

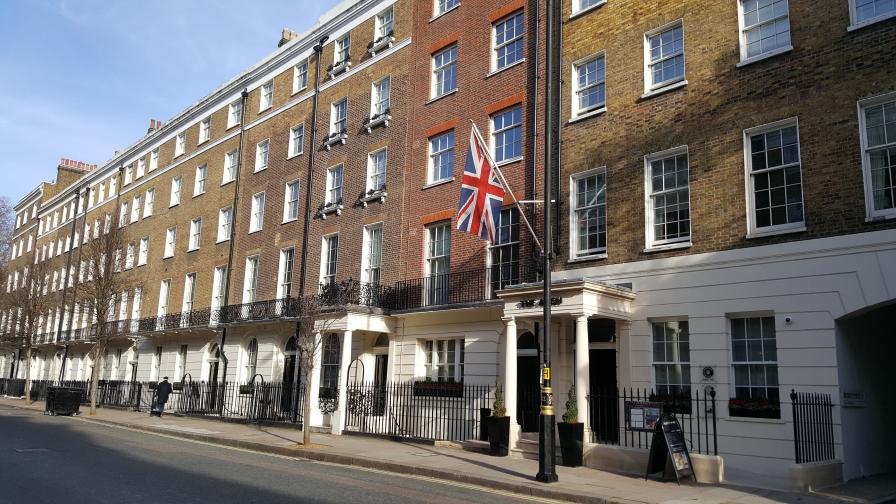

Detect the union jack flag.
xmin=456 ymin=126 xmax=506 ymax=242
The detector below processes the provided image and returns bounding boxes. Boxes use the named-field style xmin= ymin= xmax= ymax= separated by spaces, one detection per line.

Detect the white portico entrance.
xmin=497 ymin=278 xmax=636 ymax=442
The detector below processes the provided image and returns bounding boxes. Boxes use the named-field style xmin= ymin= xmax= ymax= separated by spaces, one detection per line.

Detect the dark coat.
xmin=156 ymin=381 xmax=173 ymax=404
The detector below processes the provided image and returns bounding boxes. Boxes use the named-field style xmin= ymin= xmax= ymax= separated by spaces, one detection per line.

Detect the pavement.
xmin=2 ymin=396 xmax=894 ymax=504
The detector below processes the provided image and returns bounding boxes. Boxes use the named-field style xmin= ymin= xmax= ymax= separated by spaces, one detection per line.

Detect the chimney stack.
xmin=147 ymin=118 xmax=164 ymax=134
xmin=279 ymin=27 xmax=300 ymax=47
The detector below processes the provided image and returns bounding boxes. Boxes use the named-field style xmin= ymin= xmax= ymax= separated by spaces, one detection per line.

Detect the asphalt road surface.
xmin=0 ymin=404 xmax=544 ymax=504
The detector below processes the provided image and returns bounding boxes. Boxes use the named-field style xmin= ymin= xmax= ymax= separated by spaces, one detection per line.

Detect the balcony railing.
xmin=2 ymin=264 xmax=543 ymax=348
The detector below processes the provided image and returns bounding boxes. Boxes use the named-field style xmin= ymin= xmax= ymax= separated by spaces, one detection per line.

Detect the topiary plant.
xmin=563 ymin=383 xmax=578 ymax=424
xmin=493 ymin=383 xmax=507 ymax=417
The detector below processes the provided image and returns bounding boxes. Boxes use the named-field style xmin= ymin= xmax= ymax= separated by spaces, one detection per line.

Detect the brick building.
xmin=2 ymin=0 xmax=895 ymax=492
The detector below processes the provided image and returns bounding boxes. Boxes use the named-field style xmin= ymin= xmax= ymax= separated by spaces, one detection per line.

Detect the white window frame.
xmin=144 ymin=189 xmax=155 ymax=217
xmin=742 ymin=117 xmax=806 ymax=237
xmin=175 ymin=132 xmax=186 ymax=156
xmin=259 ymin=80 xmax=273 ymax=111
xmin=571 ymin=52 xmax=607 ymax=119
xmin=848 ymin=0 xmax=896 ymax=30
xmin=644 ymin=146 xmax=692 ymax=249
xmin=170 ymin=176 xmax=182 ymax=207
xmin=288 ymin=124 xmax=304 ymax=158
xmin=283 ymin=180 xmax=300 ymax=223
xmin=858 ymin=91 xmax=896 ymax=221
xmin=223 ymin=149 xmax=238 ymax=184
xmin=194 ymin=164 xmax=208 ymax=196
xmin=243 ymin=256 xmax=259 ymax=304
xmin=130 ymin=195 xmax=142 ymax=223
xmin=125 ymin=243 xmax=135 ymax=270
xmin=138 ymin=237 xmax=149 ymax=266
xmin=572 ymin=0 xmax=606 ymax=16
xmin=650 ymin=319 xmax=691 ymax=397
xmin=428 ymin=131 xmax=455 ymax=184
xmin=199 ymin=117 xmax=211 ymax=144
xmin=435 ymin=0 xmax=459 ymax=17
xmin=249 ymin=192 xmax=265 ymax=233
xmin=227 ymin=99 xmax=242 ymax=129
xmin=643 ymin=20 xmax=686 ymax=94
xmin=320 ymin=234 xmax=339 ymax=286
xmin=376 ymin=6 xmax=394 ymax=40
xmin=212 ymin=266 xmax=227 ymax=310
xmin=431 ymin=45 xmax=458 ymax=99
xmin=254 ymin=139 xmax=270 ymax=172
xmin=371 ymin=76 xmax=391 ymax=117
xmin=182 ymin=273 xmax=196 ymax=313
xmin=150 ymin=149 xmax=159 ymax=171
xmin=136 ymin=159 xmax=146 ymax=178
xmin=335 ymin=34 xmax=351 ymax=65
xmin=164 ymin=227 xmax=177 ymax=258
xmin=330 ymin=98 xmax=347 ymax=135
xmin=569 ymin=167 xmax=608 ymax=260
xmin=218 ymin=206 xmax=233 ymax=243
xmin=367 ymin=148 xmax=388 ymax=192
xmin=326 ymin=165 xmax=344 ymax=204
xmin=361 ymin=223 xmax=383 ymax=286
xmin=276 ymin=247 xmax=295 ymax=299
xmin=491 ymin=106 xmax=523 ymax=164
xmin=420 ymin=338 xmax=464 ymax=382
xmin=737 ymin=0 xmax=793 ymax=65
xmin=158 ymin=280 xmax=171 ymax=317
xmin=293 ymin=60 xmax=309 ymax=94
xmin=188 ymin=217 xmax=202 ymax=251
xmin=492 ymin=11 xmax=525 ymax=71
xmin=728 ymin=314 xmax=780 ymax=409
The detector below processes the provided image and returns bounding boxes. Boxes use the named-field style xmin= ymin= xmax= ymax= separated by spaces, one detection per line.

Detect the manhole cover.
xmin=15 ymin=448 xmax=49 ymax=453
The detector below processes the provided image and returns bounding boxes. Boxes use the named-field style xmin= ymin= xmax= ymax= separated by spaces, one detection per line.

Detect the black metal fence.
xmin=588 ymin=387 xmax=718 ymax=455
xmin=791 ymin=390 xmax=836 ymax=464
xmin=165 ymin=381 xmax=306 ymax=426
xmin=345 ymin=381 xmax=494 ymax=441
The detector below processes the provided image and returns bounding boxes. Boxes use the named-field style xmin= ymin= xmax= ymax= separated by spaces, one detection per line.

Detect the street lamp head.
xmin=314 ymin=35 xmax=329 ymax=53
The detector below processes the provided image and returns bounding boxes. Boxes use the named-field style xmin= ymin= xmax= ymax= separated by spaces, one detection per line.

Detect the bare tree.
xmin=0 ymin=197 xmax=14 ymax=270
xmin=295 ymin=292 xmax=341 ymax=446
xmin=0 ymin=254 xmax=54 ymax=404
xmin=76 ymin=220 xmax=142 ymax=415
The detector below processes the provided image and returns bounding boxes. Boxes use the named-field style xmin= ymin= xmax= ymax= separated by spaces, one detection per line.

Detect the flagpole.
xmin=469 ymin=121 xmax=544 ymax=254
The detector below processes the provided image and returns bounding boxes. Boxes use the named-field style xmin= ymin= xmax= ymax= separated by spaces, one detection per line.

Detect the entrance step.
xmin=437 ymin=439 xmax=491 ymax=454
xmin=511 ymin=435 xmax=563 ymax=462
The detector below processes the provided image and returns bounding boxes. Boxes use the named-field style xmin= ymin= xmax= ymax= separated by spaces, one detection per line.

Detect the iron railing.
xmin=588 ymin=387 xmax=718 ymax=455
xmin=165 ymin=381 xmax=306 ymax=426
xmin=344 ymin=381 xmax=494 ymax=441
xmin=791 ymin=390 xmax=836 ymax=464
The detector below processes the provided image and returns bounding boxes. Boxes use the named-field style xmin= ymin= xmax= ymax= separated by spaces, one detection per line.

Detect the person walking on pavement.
xmin=154 ymin=377 xmax=173 ymax=417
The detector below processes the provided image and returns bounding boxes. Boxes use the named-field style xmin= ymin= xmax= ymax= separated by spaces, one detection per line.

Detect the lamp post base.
xmin=536 ymin=413 xmax=559 ymax=483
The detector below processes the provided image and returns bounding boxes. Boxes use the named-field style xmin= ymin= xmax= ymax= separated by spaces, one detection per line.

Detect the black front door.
xmin=589 ymin=349 xmax=618 ymax=443
xmin=517 ymin=355 xmax=541 ymax=432
xmin=373 ymin=355 xmax=388 ymax=415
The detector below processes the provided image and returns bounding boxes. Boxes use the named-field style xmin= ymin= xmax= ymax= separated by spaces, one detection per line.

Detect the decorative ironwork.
xmin=791 ymin=390 xmax=835 ymax=463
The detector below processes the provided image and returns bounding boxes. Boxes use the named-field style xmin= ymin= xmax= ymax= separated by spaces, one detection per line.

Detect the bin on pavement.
xmin=46 ymin=386 xmax=83 ymax=416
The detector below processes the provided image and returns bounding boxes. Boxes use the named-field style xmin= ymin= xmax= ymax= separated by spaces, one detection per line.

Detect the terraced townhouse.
xmin=2 ymin=0 xmax=895 ymax=493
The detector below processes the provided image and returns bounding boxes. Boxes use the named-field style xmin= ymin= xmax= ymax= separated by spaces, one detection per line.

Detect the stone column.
xmin=308 ymin=331 xmax=323 ymax=428
xmin=502 ymin=316 xmax=518 ymax=427
xmin=333 ymin=329 xmax=353 ymax=434
xmin=575 ymin=314 xmax=590 ymax=431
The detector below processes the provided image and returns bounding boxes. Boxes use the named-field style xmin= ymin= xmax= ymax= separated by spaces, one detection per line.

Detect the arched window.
xmin=321 ymin=334 xmax=341 ymax=391
xmin=246 ymin=339 xmax=258 ymax=380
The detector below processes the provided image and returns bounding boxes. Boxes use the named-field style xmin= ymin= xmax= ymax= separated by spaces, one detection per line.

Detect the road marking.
xmin=68 ymin=416 xmax=564 ymax=503
xmin=15 ymin=448 xmax=49 ymax=453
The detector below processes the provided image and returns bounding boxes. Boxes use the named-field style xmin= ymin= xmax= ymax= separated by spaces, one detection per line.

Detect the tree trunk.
xmin=24 ymin=346 xmax=32 ymax=404
xmin=302 ymin=365 xmax=313 ymax=446
xmin=88 ymin=341 xmax=105 ymax=415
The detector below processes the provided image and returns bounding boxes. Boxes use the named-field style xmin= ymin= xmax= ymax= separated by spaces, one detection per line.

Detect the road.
xmin=0 ymin=404 xmax=542 ymax=504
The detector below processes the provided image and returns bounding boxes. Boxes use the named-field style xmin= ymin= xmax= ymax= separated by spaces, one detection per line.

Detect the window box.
xmin=364 ymin=109 xmax=392 ymax=133
xmin=413 ymin=380 xmax=463 ymax=398
xmin=324 ymin=130 xmax=348 ymax=150
xmin=328 ymin=58 xmax=351 ymax=78
xmin=318 ymin=200 xmax=343 ymax=219
xmin=359 ymin=187 xmax=387 ymax=208
xmin=728 ymin=397 xmax=781 ymax=419
xmin=368 ymin=31 xmax=395 ymax=56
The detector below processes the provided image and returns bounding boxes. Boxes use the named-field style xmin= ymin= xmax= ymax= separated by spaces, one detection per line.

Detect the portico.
xmin=497 ymin=278 xmax=636 ymax=443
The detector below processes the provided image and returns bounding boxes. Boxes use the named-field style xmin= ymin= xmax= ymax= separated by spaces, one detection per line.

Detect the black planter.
xmin=479 ymin=408 xmax=491 ymax=441
xmin=558 ymin=422 xmax=584 ymax=467
xmin=487 ymin=416 xmax=510 ymax=456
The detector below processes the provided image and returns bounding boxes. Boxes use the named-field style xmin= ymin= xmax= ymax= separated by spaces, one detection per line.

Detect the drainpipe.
xmin=297 ymin=35 xmax=329 ymax=298
xmin=219 ymin=88 xmax=250 ymax=386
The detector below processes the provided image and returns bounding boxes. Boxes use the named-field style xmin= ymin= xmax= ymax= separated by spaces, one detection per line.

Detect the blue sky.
xmin=0 ymin=0 xmax=332 ymax=204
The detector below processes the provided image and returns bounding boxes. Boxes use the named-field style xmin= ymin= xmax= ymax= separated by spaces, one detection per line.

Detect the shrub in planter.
xmin=558 ymin=384 xmax=584 ymax=467
xmin=487 ymin=384 xmax=510 ymax=456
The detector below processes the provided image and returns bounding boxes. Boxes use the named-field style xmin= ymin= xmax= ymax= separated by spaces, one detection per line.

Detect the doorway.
xmin=281 ymin=337 xmax=298 ymax=415
xmin=517 ymin=331 xmax=541 ymax=433
xmin=588 ymin=319 xmax=618 ymax=444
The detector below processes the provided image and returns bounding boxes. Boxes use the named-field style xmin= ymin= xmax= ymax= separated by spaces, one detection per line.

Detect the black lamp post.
xmin=536 ymin=0 xmax=561 ymax=484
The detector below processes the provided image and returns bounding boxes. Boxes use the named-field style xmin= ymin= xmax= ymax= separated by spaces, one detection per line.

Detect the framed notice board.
xmin=625 ymin=401 xmax=663 ymax=433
